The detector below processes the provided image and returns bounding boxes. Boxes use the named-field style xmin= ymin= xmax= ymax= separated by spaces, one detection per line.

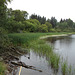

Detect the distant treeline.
xmin=0 ymin=1 xmax=75 ymax=33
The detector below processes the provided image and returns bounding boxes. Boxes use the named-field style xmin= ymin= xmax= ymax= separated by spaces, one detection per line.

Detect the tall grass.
xmin=61 ymin=61 xmax=68 ymax=75
xmin=8 ymin=32 xmax=72 ymax=46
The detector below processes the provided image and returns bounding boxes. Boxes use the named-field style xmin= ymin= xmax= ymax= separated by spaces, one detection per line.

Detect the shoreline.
xmin=40 ymin=33 xmax=72 ymax=39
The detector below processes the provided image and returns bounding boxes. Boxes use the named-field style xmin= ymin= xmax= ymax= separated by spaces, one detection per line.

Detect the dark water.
xmin=16 ymin=34 xmax=75 ymax=75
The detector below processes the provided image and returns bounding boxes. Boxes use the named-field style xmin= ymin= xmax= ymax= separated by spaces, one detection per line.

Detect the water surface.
xmin=46 ymin=34 xmax=75 ymax=66
xmin=16 ymin=50 xmax=56 ymax=75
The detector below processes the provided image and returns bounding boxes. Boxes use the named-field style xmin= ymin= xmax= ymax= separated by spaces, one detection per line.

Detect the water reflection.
xmin=46 ymin=35 xmax=75 ymax=66
xmin=16 ymin=50 xmax=56 ymax=75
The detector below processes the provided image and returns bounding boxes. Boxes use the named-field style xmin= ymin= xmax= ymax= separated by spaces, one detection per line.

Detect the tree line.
xmin=1 ymin=8 xmax=75 ymax=33
xmin=1 ymin=0 xmax=75 ymax=34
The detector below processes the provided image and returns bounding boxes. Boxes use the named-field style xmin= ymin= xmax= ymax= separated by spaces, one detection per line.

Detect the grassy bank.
xmin=8 ymin=32 xmax=73 ymax=46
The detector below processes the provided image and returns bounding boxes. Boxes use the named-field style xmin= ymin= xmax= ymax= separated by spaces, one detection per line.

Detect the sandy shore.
xmin=40 ymin=33 xmax=72 ymax=39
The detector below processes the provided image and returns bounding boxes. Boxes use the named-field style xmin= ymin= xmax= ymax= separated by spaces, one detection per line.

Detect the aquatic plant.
xmin=68 ymin=65 xmax=72 ymax=75
xmin=61 ymin=61 xmax=68 ymax=75
xmin=29 ymin=39 xmax=60 ymax=71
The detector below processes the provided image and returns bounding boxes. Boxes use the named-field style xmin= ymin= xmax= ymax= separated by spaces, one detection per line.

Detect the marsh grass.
xmin=68 ymin=65 xmax=72 ymax=75
xmin=61 ymin=61 xmax=68 ymax=75
xmin=29 ymin=39 xmax=60 ymax=71
xmin=8 ymin=32 xmax=72 ymax=46
xmin=61 ymin=61 xmax=73 ymax=75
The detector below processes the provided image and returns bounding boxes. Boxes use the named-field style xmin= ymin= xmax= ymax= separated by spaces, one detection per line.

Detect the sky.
xmin=7 ymin=0 xmax=75 ymax=22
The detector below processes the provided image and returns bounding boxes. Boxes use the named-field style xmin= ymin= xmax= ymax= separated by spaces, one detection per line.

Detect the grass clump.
xmin=49 ymin=53 xmax=60 ymax=70
xmin=61 ymin=61 xmax=68 ymax=75
xmin=29 ymin=39 xmax=60 ymax=71
xmin=0 ymin=62 xmax=6 ymax=75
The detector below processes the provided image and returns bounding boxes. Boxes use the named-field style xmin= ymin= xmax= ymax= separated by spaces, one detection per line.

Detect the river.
xmin=16 ymin=34 xmax=75 ymax=75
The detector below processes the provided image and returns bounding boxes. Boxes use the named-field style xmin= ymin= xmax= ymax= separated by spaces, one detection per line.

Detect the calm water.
xmin=46 ymin=34 xmax=75 ymax=65
xmin=16 ymin=50 xmax=56 ymax=75
xmin=16 ymin=34 xmax=75 ymax=75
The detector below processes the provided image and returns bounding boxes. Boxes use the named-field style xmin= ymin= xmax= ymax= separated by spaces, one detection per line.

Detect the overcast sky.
xmin=7 ymin=0 xmax=75 ymax=22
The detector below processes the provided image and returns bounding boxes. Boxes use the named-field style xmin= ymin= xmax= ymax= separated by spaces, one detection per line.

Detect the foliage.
xmin=0 ymin=62 xmax=6 ymax=75
xmin=23 ymin=20 xmax=36 ymax=32
xmin=50 ymin=28 xmax=56 ymax=32
xmin=4 ymin=8 xmax=75 ymax=33
xmin=56 ymin=22 xmax=68 ymax=31
xmin=0 ymin=27 xmax=10 ymax=48
xmin=0 ymin=0 xmax=12 ymax=74
xmin=0 ymin=0 xmax=12 ymax=27
xmin=30 ymin=14 xmax=46 ymax=24
xmin=45 ymin=22 xmax=52 ymax=32
xmin=38 ymin=24 xmax=48 ymax=32
xmin=50 ymin=17 xmax=57 ymax=28
xmin=6 ymin=20 xmax=25 ymax=32
xmin=7 ymin=8 xmax=28 ymax=22
xmin=66 ymin=19 xmax=73 ymax=28
xmin=25 ymin=19 xmax=41 ymax=32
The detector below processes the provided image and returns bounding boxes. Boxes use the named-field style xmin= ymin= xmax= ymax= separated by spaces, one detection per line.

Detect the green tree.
xmin=23 ymin=20 xmax=36 ymax=32
xmin=11 ymin=10 xmax=28 ymax=22
xmin=23 ymin=19 xmax=41 ymax=32
xmin=0 ymin=0 xmax=12 ymax=27
xmin=50 ymin=17 xmax=57 ymax=28
xmin=38 ymin=24 xmax=48 ymax=32
xmin=56 ymin=22 xmax=68 ymax=31
xmin=45 ymin=22 xmax=52 ymax=32
xmin=66 ymin=19 xmax=73 ymax=28
xmin=0 ymin=27 xmax=10 ymax=49
xmin=6 ymin=20 xmax=25 ymax=33
xmin=30 ymin=14 xmax=46 ymax=24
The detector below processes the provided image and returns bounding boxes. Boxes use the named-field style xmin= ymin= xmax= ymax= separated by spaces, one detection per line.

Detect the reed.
xmin=8 ymin=32 xmax=72 ymax=46
xmin=61 ymin=61 xmax=68 ymax=75
xmin=29 ymin=39 xmax=60 ymax=71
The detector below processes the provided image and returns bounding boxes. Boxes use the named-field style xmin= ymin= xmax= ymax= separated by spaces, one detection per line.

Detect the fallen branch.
xmin=11 ymin=61 xmax=42 ymax=72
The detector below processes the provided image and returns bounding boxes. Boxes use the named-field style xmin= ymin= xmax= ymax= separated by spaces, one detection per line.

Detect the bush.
xmin=50 ymin=28 xmax=56 ymax=32
xmin=38 ymin=24 xmax=48 ymax=32
xmin=0 ymin=27 xmax=10 ymax=48
xmin=0 ymin=62 xmax=6 ymax=75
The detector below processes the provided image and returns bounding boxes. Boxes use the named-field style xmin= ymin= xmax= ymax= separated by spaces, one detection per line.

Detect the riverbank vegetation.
xmin=8 ymin=32 xmax=75 ymax=74
xmin=0 ymin=0 xmax=75 ymax=75
xmin=8 ymin=32 xmax=73 ymax=46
